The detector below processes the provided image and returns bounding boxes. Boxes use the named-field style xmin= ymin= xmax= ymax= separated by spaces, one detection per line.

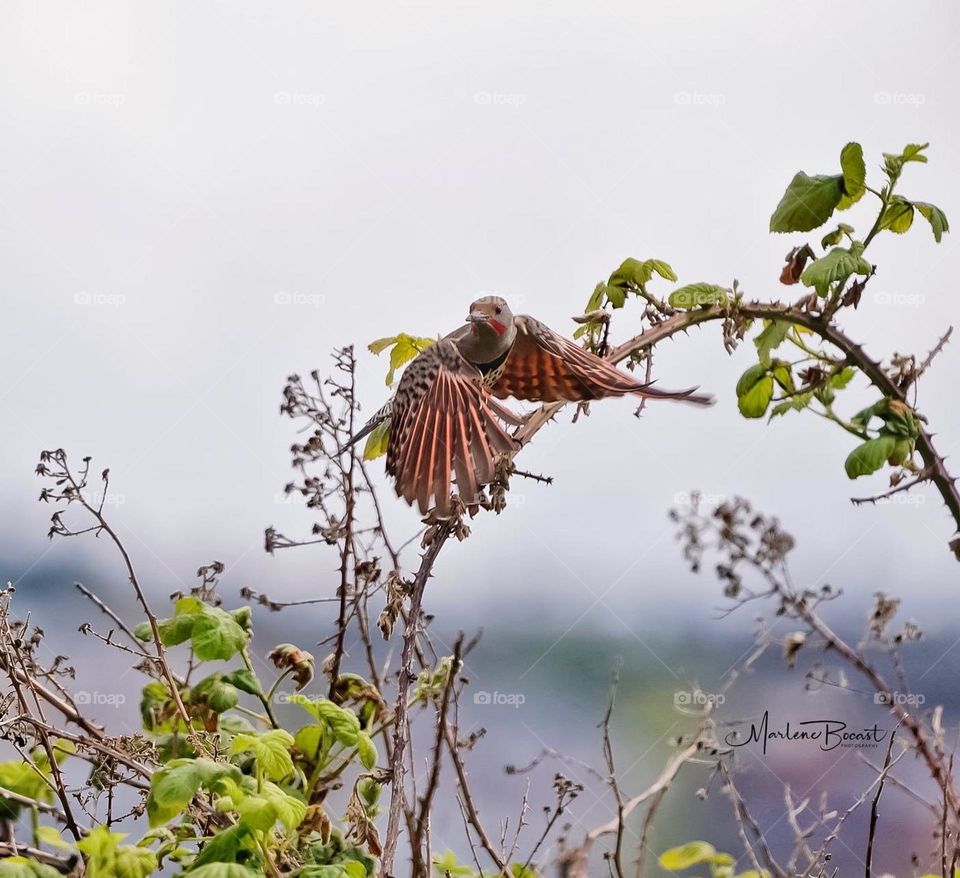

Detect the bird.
xmin=352 ymin=296 xmax=712 ymax=516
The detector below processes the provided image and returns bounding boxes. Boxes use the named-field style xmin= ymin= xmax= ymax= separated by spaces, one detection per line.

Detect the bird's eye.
xmin=495 ymin=306 xmax=502 ymax=315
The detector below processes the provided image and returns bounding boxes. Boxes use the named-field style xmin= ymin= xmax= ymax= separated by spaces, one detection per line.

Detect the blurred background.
xmin=3 ymin=1 xmax=960 ymax=874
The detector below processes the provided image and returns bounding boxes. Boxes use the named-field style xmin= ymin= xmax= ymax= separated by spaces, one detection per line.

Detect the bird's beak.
xmin=466 ymin=311 xmax=489 ymax=324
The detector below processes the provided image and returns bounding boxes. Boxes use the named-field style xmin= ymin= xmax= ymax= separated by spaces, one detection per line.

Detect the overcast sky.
xmin=3 ymin=1 xmax=960 ymax=633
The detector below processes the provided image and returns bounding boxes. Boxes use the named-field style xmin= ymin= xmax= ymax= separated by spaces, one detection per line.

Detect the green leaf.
xmin=221 ymin=669 xmax=262 ymax=697
xmin=878 ymin=197 xmax=915 ymax=234
xmin=300 ymin=865 xmax=366 ymax=878
xmin=800 ymin=246 xmax=871 ymax=296
xmin=754 ymin=320 xmax=791 ymax=367
xmin=769 ymin=391 xmax=813 ymax=421
xmin=190 ymin=608 xmax=248 ymax=661
xmin=769 ymin=172 xmax=844 ymax=233
xmin=585 ymin=282 xmax=607 ymax=311
xmin=838 ymin=142 xmax=866 ymax=208
xmin=916 ymin=202 xmax=949 ymax=243
xmin=260 ymin=782 xmax=306 ymax=830
xmin=0 ymin=759 xmax=51 ymax=819
xmin=187 ymin=864 xmax=264 ymax=878
xmin=820 ymin=222 xmax=854 ymax=248
xmin=288 ymin=695 xmax=361 ymax=747
xmin=604 ymin=284 xmax=627 ymax=309
xmin=608 ymin=257 xmax=676 ymax=289
xmin=735 ymin=363 xmax=767 ymax=398
xmin=368 ymin=334 xmax=436 ymax=386
xmin=361 ymin=418 xmax=390 ymax=461
xmin=235 ymin=795 xmax=279 ymax=831
xmin=771 ymin=361 xmax=795 ymax=394
xmin=831 ymin=367 xmax=857 ymax=389
xmin=659 ymin=841 xmax=719 ymax=870
xmin=738 ymin=375 xmax=774 ymax=419
xmin=147 ymin=758 xmax=240 ymax=827
xmin=114 ymin=846 xmax=159 ymax=878
xmin=668 ymin=283 xmax=728 ymax=309
xmin=844 ymin=435 xmax=898 ymax=479
xmin=888 ymin=437 xmax=914 ymax=466
xmin=0 ymin=859 xmax=64 ymax=878
xmin=883 ymin=143 xmax=929 ymax=179
xmin=356 ymin=733 xmax=378 ymax=770
xmin=231 ymin=730 xmax=295 ymax=781
xmin=191 ymin=825 xmax=255 ymax=868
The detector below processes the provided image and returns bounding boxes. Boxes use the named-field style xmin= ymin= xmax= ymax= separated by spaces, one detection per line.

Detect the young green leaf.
xmin=844 ymin=435 xmax=898 ymax=478
xmin=838 ymin=142 xmax=866 ymax=208
xmin=362 ymin=418 xmax=390 ymax=461
xmin=0 ymin=860 xmax=64 ymax=878
xmin=368 ymin=334 xmax=436 ymax=386
xmin=753 ymin=320 xmax=791 ymax=367
xmin=738 ymin=375 xmax=774 ymax=419
xmin=231 ymin=730 xmax=295 ymax=781
xmin=878 ymin=197 xmax=915 ymax=234
xmin=287 ymin=695 xmax=361 ymax=747
xmin=187 ymin=864 xmax=264 ymax=878
xmin=915 ymin=202 xmax=950 ymax=243
xmin=221 ymin=669 xmax=262 ymax=697
xmin=190 ymin=608 xmax=249 ymax=662
xmin=769 ymin=172 xmax=844 ymax=233
xmin=800 ymin=246 xmax=871 ymax=296
xmin=356 ymin=733 xmax=378 ymax=770
xmin=658 ymin=840 xmax=719 ymax=870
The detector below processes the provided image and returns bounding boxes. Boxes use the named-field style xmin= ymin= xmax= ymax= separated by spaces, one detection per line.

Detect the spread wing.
xmin=387 ymin=339 xmax=517 ymax=515
xmin=490 ymin=315 xmax=712 ymax=405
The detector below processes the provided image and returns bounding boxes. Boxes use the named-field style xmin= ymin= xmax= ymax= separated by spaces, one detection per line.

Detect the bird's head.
xmin=466 ymin=295 xmax=514 ymax=337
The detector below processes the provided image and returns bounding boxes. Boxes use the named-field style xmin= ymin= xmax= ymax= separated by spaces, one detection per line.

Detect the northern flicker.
xmin=354 ymin=296 xmax=712 ymax=515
